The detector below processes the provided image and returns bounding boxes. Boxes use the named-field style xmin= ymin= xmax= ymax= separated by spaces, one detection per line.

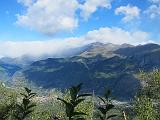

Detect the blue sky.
xmin=0 ymin=0 xmax=160 ymax=57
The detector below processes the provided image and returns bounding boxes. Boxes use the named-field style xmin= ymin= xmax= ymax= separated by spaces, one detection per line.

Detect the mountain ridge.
xmin=1 ymin=42 xmax=160 ymax=100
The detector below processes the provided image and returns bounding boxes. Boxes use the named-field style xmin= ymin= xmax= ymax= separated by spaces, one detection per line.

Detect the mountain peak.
xmin=120 ymin=43 xmax=134 ymax=48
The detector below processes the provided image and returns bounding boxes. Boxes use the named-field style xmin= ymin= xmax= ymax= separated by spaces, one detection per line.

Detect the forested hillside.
xmin=12 ymin=43 xmax=160 ymax=100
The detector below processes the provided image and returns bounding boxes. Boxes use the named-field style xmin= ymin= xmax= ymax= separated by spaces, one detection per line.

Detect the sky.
xmin=0 ymin=0 xmax=160 ymax=58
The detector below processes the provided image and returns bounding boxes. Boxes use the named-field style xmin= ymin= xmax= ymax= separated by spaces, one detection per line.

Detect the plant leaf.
xmin=57 ymin=98 xmax=68 ymax=105
xmin=24 ymin=87 xmax=31 ymax=94
xmin=77 ymin=93 xmax=92 ymax=98
xmin=20 ymin=93 xmax=28 ymax=98
xmin=106 ymin=104 xmax=114 ymax=112
xmin=107 ymin=115 xmax=117 ymax=119
xmin=23 ymin=98 xmax=30 ymax=107
xmin=98 ymin=96 xmax=106 ymax=104
xmin=27 ymin=103 xmax=36 ymax=110
xmin=98 ymin=107 xmax=106 ymax=115
xmin=73 ymin=112 xmax=87 ymax=116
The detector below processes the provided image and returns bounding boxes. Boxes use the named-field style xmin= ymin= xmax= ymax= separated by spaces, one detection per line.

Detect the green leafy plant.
xmin=134 ymin=95 xmax=156 ymax=120
xmin=57 ymin=83 xmax=91 ymax=120
xmin=133 ymin=70 xmax=160 ymax=120
xmin=97 ymin=89 xmax=117 ymax=120
xmin=14 ymin=87 xmax=36 ymax=120
xmin=0 ymin=103 xmax=14 ymax=120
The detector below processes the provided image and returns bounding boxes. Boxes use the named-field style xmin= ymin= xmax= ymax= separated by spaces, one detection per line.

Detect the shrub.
xmin=14 ymin=87 xmax=36 ymax=120
xmin=57 ymin=83 xmax=91 ymax=120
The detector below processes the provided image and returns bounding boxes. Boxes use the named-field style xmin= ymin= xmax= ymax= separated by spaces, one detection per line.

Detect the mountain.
xmin=115 ymin=43 xmax=160 ymax=57
xmin=11 ymin=43 xmax=160 ymax=100
xmin=0 ymin=44 xmax=92 ymax=67
xmin=0 ymin=56 xmax=34 ymax=67
xmin=0 ymin=61 xmax=21 ymax=84
xmin=79 ymin=42 xmax=134 ymax=58
xmin=0 ymin=42 xmax=132 ymax=67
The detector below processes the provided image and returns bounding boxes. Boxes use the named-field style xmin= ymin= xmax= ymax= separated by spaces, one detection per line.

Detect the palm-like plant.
xmin=57 ymin=83 xmax=91 ymax=120
xmin=14 ymin=87 xmax=36 ymax=120
xmin=97 ymin=89 xmax=117 ymax=120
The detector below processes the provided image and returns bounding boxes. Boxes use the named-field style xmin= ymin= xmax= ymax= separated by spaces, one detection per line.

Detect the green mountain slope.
xmin=12 ymin=43 xmax=160 ymax=100
xmin=0 ymin=62 xmax=21 ymax=84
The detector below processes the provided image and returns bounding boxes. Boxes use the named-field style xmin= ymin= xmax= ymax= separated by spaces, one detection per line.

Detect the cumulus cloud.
xmin=115 ymin=4 xmax=141 ymax=22
xmin=80 ymin=0 xmax=112 ymax=20
xmin=16 ymin=0 xmax=114 ymax=34
xmin=144 ymin=0 xmax=160 ymax=19
xmin=84 ymin=27 xmax=151 ymax=45
xmin=144 ymin=4 xmax=160 ymax=19
xmin=0 ymin=27 xmax=153 ymax=58
xmin=17 ymin=0 xmax=34 ymax=6
xmin=16 ymin=0 xmax=79 ymax=35
xmin=149 ymin=0 xmax=160 ymax=4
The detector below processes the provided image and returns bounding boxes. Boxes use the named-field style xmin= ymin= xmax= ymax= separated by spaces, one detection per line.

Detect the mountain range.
xmin=1 ymin=42 xmax=160 ymax=100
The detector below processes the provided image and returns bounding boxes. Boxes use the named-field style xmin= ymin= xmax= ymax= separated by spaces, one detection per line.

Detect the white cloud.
xmin=0 ymin=27 xmax=153 ymax=58
xmin=80 ymin=0 xmax=112 ymax=20
xmin=84 ymin=27 xmax=151 ymax=45
xmin=149 ymin=0 xmax=160 ymax=4
xmin=115 ymin=4 xmax=141 ymax=22
xmin=0 ymin=39 xmax=88 ymax=58
xmin=16 ymin=0 xmax=114 ymax=34
xmin=144 ymin=4 xmax=160 ymax=19
xmin=16 ymin=0 xmax=79 ymax=35
xmin=17 ymin=0 xmax=34 ymax=6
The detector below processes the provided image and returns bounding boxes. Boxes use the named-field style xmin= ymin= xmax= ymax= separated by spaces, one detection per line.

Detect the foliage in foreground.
xmin=57 ymin=83 xmax=91 ymax=120
xmin=133 ymin=69 xmax=160 ymax=120
xmin=0 ymin=85 xmax=36 ymax=120
xmin=97 ymin=89 xmax=117 ymax=120
xmin=2 ymin=69 xmax=160 ymax=120
xmin=14 ymin=87 xmax=36 ymax=120
xmin=0 ymin=83 xmax=120 ymax=120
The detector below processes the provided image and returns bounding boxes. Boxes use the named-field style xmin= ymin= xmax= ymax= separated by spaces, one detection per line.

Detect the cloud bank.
xmin=0 ymin=27 xmax=153 ymax=58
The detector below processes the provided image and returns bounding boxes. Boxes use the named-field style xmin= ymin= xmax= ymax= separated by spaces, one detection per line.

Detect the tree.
xmin=0 ymin=82 xmax=17 ymax=120
xmin=134 ymin=95 xmax=156 ymax=120
xmin=133 ymin=69 xmax=160 ymax=120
